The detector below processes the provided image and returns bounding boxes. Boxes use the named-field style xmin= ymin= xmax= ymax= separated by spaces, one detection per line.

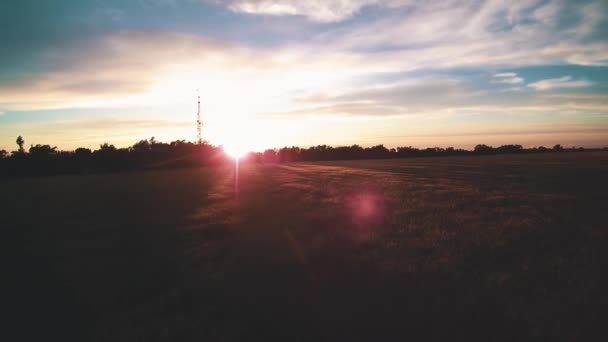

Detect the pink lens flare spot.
xmin=349 ymin=192 xmax=384 ymax=222
xmin=358 ymin=195 xmax=376 ymax=217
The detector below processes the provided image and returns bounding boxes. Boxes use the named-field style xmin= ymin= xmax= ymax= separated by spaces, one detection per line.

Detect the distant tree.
xmin=29 ymin=144 xmax=57 ymax=156
xmin=474 ymin=144 xmax=494 ymax=154
xmin=27 ymin=145 xmax=57 ymax=164
xmin=369 ymin=144 xmax=389 ymax=157
xmin=496 ymin=144 xmax=523 ymax=154
xmin=425 ymin=147 xmax=445 ymax=154
xmin=99 ymin=143 xmax=116 ymax=151
xmin=16 ymin=135 xmax=25 ymax=153
xmin=170 ymin=140 xmax=187 ymax=147
xmin=263 ymin=149 xmax=277 ymax=163
xmin=396 ymin=146 xmax=419 ymax=157
xmin=132 ymin=139 xmax=151 ymax=152
xmin=74 ymin=147 xmax=92 ymax=156
xmin=0 ymin=136 xmax=582 ymax=179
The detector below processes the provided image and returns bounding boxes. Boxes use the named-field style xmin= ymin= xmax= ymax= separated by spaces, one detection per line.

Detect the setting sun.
xmin=214 ymin=122 xmax=253 ymax=159
xmin=209 ymin=118 xmax=308 ymax=159
xmin=222 ymin=141 xmax=249 ymax=159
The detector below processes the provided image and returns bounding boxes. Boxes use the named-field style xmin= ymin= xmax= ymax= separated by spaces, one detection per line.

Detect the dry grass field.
xmin=3 ymin=152 xmax=608 ymax=341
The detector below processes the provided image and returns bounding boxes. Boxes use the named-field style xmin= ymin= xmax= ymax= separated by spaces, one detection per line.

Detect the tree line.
xmin=0 ymin=136 xmax=225 ymax=178
xmin=0 ymin=135 xmax=604 ymax=178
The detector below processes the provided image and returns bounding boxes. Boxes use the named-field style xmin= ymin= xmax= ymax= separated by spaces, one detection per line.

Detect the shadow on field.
xmin=2 ymin=152 xmax=608 ymax=341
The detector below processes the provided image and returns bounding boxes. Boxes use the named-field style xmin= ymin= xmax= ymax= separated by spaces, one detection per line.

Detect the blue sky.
xmin=1 ymin=0 xmax=607 ymax=150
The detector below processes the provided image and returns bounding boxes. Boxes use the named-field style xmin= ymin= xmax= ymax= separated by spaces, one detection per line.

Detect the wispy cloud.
xmin=268 ymin=77 xmax=608 ymax=118
xmin=528 ymin=76 xmax=594 ymax=91
xmin=3 ymin=1 xmax=607 ymax=114
xmin=213 ymin=0 xmax=396 ymax=22
xmin=295 ymin=0 xmax=608 ymax=70
xmin=0 ymin=30 xmax=384 ymax=115
xmin=493 ymin=72 xmax=524 ymax=84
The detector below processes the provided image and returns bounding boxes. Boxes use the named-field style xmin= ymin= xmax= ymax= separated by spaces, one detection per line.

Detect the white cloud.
xmin=287 ymin=0 xmax=608 ymax=69
xmin=0 ymin=27 xmax=603 ymax=120
xmin=206 ymin=1 xmax=608 ymax=79
xmin=213 ymin=0 xmax=411 ymax=22
xmin=495 ymin=78 xmax=524 ymax=84
xmin=267 ymin=77 xmax=608 ymax=118
xmin=493 ymin=72 xmax=524 ymax=84
xmin=0 ymin=31 xmax=387 ymax=114
xmin=527 ymin=76 xmax=594 ymax=91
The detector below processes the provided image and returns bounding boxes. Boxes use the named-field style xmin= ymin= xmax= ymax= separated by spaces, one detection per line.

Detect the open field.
xmin=3 ymin=152 xmax=608 ymax=341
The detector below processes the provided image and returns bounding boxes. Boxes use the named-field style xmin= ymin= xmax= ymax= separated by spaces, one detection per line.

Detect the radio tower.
xmin=196 ymin=89 xmax=203 ymax=144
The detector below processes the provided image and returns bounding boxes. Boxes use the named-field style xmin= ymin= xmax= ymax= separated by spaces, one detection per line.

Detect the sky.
xmin=1 ymin=0 xmax=607 ymax=151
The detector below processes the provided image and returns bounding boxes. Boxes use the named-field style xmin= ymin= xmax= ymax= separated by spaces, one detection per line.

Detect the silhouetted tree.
xmin=29 ymin=144 xmax=57 ymax=159
xmin=474 ymin=144 xmax=494 ymax=154
xmin=263 ymin=149 xmax=278 ymax=163
xmin=132 ymin=139 xmax=151 ymax=152
xmin=0 ymin=136 xmax=596 ymax=179
xmin=99 ymin=143 xmax=116 ymax=151
xmin=496 ymin=144 xmax=523 ymax=154
xmin=75 ymin=147 xmax=92 ymax=157
xmin=369 ymin=144 xmax=390 ymax=158
xmin=553 ymin=144 xmax=564 ymax=152
xmin=16 ymin=136 xmax=25 ymax=153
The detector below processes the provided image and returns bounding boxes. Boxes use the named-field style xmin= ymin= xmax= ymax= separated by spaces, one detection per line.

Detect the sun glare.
xmin=223 ymin=142 xmax=249 ymax=160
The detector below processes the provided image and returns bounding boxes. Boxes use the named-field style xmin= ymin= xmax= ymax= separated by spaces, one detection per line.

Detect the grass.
xmin=3 ymin=152 xmax=608 ymax=341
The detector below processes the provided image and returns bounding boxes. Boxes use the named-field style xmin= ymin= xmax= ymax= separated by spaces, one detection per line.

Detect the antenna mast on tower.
xmin=196 ymin=89 xmax=202 ymax=144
